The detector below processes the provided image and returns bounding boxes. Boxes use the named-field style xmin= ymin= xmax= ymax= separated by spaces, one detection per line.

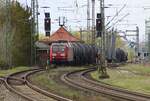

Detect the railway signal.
xmin=96 ymin=13 xmax=102 ymax=37
xmin=98 ymin=0 xmax=109 ymax=79
xmin=44 ymin=12 xmax=51 ymax=36
xmin=44 ymin=18 xmax=51 ymax=31
xmin=45 ymin=31 xmax=51 ymax=36
xmin=96 ymin=18 xmax=102 ymax=31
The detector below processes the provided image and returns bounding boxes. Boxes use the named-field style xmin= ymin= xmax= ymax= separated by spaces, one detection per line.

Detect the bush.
xmin=0 ymin=60 xmax=9 ymax=70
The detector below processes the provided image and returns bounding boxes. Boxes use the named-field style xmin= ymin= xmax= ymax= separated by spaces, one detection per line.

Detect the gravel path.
xmin=0 ymin=84 xmax=28 ymax=101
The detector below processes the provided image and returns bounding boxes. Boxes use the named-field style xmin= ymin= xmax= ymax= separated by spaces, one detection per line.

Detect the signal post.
xmin=96 ymin=0 xmax=109 ymax=78
xmin=44 ymin=12 xmax=51 ymax=37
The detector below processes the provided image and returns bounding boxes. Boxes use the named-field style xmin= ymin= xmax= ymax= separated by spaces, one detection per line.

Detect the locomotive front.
xmin=50 ymin=43 xmax=68 ymax=64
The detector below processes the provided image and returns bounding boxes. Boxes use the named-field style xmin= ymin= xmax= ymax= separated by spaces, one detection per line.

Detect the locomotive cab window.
xmin=52 ymin=45 xmax=59 ymax=52
xmin=52 ymin=45 xmax=65 ymax=52
xmin=59 ymin=45 xmax=65 ymax=52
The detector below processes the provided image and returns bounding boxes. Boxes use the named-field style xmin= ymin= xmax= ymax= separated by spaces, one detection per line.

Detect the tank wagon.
xmin=106 ymin=48 xmax=128 ymax=63
xmin=50 ymin=42 xmax=98 ymax=65
xmin=49 ymin=42 xmax=127 ymax=65
xmin=115 ymin=48 xmax=128 ymax=63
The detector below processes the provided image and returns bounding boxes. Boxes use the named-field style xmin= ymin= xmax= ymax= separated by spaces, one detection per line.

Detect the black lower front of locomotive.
xmin=52 ymin=59 xmax=68 ymax=65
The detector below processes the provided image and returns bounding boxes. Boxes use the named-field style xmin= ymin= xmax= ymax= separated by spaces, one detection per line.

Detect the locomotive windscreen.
xmin=52 ymin=45 xmax=65 ymax=53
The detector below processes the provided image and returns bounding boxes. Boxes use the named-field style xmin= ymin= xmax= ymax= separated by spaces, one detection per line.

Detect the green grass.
xmin=30 ymin=67 xmax=113 ymax=101
xmin=91 ymin=64 xmax=150 ymax=94
xmin=0 ymin=66 xmax=30 ymax=77
xmin=119 ymin=64 xmax=150 ymax=74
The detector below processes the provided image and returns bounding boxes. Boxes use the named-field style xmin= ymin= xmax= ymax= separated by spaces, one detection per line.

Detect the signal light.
xmin=96 ymin=13 xmax=102 ymax=37
xmin=138 ymin=52 xmax=141 ymax=56
xmin=97 ymin=13 xmax=101 ymax=18
xmin=46 ymin=31 xmax=50 ymax=36
xmin=44 ymin=18 xmax=51 ymax=31
xmin=144 ymin=53 xmax=147 ymax=57
xmin=96 ymin=18 xmax=102 ymax=31
xmin=97 ymin=31 xmax=102 ymax=37
xmin=45 ymin=12 xmax=50 ymax=18
xmin=44 ymin=12 xmax=51 ymax=37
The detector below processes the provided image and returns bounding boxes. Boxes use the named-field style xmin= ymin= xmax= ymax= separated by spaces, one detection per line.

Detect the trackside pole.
xmin=96 ymin=51 xmax=109 ymax=78
xmin=46 ymin=50 xmax=50 ymax=70
xmin=98 ymin=0 xmax=109 ymax=79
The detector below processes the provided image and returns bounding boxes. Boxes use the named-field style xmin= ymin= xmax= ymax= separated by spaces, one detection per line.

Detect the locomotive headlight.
xmin=60 ymin=53 xmax=65 ymax=56
xmin=52 ymin=53 xmax=56 ymax=56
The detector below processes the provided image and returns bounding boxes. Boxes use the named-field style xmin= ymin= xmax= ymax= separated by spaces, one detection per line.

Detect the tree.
xmin=0 ymin=1 xmax=32 ymax=67
xmin=115 ymin=33 xmax=126 ymax=48
xmin=11 ymin=2 xmax=32 ymax=66
xmin=0 ymin=3 xmax=10 ymax=67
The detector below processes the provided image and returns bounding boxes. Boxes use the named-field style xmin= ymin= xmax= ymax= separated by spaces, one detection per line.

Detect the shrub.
xmin=0 ymin=60 xmax=9 ymax=70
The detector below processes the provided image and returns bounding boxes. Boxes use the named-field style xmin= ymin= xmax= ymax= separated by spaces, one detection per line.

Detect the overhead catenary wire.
xmin=106 ymin=4 xmax=127 ymax=27
xmin=106 ymin=13 xmax=130 ymax=30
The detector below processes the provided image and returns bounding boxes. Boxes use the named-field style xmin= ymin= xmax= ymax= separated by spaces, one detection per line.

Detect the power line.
xmin=106 ymin=4 xmax=126 ymax=27
xmin=106 ymin=13 xmax=130 ymax=30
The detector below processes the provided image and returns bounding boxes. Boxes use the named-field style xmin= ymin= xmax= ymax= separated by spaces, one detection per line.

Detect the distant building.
xmin=138 ymin=42 xmax=149 ymax=61
xmin=36 ymin=26 xmax=81 ymax=66
xmin=145 ymin=19 xmax=150 ymax=60
xmin=40 ymin=26 xmax=81 ymax=45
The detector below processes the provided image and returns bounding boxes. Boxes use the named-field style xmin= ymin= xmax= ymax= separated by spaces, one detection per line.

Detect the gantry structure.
xmin=31 ymin=0 xmax=39 ymax=65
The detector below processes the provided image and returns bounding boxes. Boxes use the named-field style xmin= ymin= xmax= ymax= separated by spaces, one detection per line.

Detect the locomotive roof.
xmin=35 ymin=41 xmax=49 ymax=49
xmin=40 ymin=26 xmax=81 ymax=44
xmin=51 ymin=42 xmax=72 ymax=48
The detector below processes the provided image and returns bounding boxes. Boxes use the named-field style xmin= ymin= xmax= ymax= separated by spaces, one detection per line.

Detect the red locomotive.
xmin=50 ymin=42 xmax=73 ymax=64
xmin=49 ymin=42 xmax=97 ymax=65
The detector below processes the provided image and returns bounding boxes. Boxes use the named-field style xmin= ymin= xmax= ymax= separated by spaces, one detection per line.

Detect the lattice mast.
xmin=92 ymin=0 xmax=95 ymax=44
xmin=145 ymin=19 xmax=150 ymax=59
xmin=87 ymin=0 xmax=90 ymax=42
xmin=31 ymin=0 xmax=39 ymax=65
xmin=31 ymin=0 xmax=39 ymax=37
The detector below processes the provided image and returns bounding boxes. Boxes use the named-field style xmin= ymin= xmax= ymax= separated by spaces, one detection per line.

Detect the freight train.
xmin=106 ymin=48 xmax=128 ymax=63
xmin=50 ymin=42 xmax=97 ymax=65
xmin=49 ymin=42 xmax=127 ymax=65
xmin=115 ymin=48 xmax=128 ymax=62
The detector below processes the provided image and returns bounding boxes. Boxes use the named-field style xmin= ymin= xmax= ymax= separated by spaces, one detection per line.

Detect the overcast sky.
xmin=17 ymin=0 xmax=150 ymax=42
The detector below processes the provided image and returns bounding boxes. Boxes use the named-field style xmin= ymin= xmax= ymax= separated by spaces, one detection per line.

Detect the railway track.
xmin=4 ymin=68 xmax=72 ymax=101
xmin=61 ymin=68 xmax=150 ymax=101
xmin=0 ymin=77 xmax=4 ymax=87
